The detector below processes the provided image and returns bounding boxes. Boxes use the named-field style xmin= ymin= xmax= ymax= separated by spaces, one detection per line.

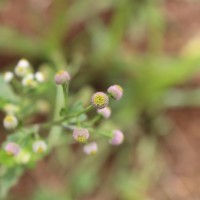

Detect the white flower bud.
xmin=4 ymin=72 xmax=14 ymax=82
xmin=22 ymin=73 xmax=37 ymax=87
xmin=15 ymin=59 xmax=31 ymax=77
xmin=3 ymin=115 xmax=18 ymax=129
xmin=32 ymin=140 xmax=47 ymax=153
xmin=35 ymin=72 xmax=45 ymax=82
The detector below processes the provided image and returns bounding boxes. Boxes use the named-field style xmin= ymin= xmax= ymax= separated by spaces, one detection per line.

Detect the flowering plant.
xmin=0 ymin=59 xmax=124 ymax=197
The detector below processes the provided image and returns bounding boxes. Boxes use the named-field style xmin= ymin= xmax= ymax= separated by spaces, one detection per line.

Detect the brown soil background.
xmin=1 ymin=0 xmax=200 ymax=199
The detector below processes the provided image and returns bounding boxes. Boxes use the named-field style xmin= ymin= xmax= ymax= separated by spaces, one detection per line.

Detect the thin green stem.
xmin=90 ymin=115 xmax=102 ymax=125
xmin=62 ymin=83 xmax=68 ymax=111
xmin=36 ymin=105 xmax=93 ymax=130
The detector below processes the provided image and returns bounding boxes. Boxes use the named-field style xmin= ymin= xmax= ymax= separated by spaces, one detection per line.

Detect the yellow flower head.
xmin=91 ymin=92 xmax=109 ymax=109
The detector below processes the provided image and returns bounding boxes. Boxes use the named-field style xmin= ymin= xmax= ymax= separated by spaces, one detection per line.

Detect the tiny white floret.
xmin=4 ymin=72 xmax=14 ymax=82
xmin=32 ymin=140 xmax=47 ymax=153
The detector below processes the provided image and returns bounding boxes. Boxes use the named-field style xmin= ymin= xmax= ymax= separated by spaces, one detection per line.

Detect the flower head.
xmin=107 ymin=85 xmax=123 ymax=100
xmin=97 ymin=107 xmax=111 ymax=119
xmin=4 ymin=72 xmax=14 ymax=83
xmin=5 ymin=142 xmax=20 ymax=156
xmin=83 ymin=142 xmax=98 ymax=155
xmin=32 ymin=140 xmax=47 ymax=153
xmin=22 ymin=73 xmax=37 ymax=87
xmin=15 ymin=59 xmax=31 ymax=77
xmin=73 ymin=128 xmax=90 ymax=143
xmin=109 ymin=130 xmax=124 ymax=145
xmin=54 ymin=70 xmax=70 ymax=85
xmin=3 ymin=115 xmax=18 ymax=129
xmin=35 ymin=72 xmax=45 ymax=82
xmin=91 ymin=92 xmax=109 ymax=109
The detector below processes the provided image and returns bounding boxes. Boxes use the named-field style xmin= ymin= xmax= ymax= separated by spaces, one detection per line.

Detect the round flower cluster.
xmin=91 ymin=92 xmax=109 ymax=109
xmin=3 ymin=58 xmax=45 ymax=88
xmin=73 ymin=128 xmax=90 ymax=143
xmin=3 ymin=115 xmax=18 ymax=130
xmin=3 ymin=104 xmax=19 ymax=131
xmin=32 ymin=140 xmax=47 ymax=153
xmin=109 ymin=130 xmax=124 ymax=145
xmin=107 ymin=85 xmax=123 ymax=100
xmin=5 ymin=142 xmax=20 ymax=156
xmin=54 ymin=70 xmax=71 ymax=85
xmin=83 ymin=142 xmax=98 ymax=155
xmin=97 ymin=107 xmax=111 ymax=119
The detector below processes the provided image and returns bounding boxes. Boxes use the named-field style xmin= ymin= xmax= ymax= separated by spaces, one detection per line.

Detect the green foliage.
xmin=0 ymin=75 xmax=19 ymax=104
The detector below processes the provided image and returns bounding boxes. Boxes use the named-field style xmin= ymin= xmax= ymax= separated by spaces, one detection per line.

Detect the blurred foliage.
xmin=0 ymin=0 xmax=200 ymax=200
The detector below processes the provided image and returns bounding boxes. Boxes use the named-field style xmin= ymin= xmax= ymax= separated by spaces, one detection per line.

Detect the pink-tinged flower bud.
xmin=32 ymin=140 xmax=47 ymax=153
xmin=91 ymin=92 xmax=109 ymax=109
xmin=73 ymin=128 xmax=89 ymax=143
xmin=54 ymin=70 xmax=70 ymax=85
xmin=83 ymin=142 xmax=98 ymax=155
xmin=109 ymin=130 xmax=124 ymax=145
xmin=3 ymin=115 xmax=18 ymax=129
xmin=107 ymin=85 xmax=123 ymax=100
xmin=97 ymin=107 xmax=111 ymax=119
xmin=5 ymin=142 xmax=20 ymax=156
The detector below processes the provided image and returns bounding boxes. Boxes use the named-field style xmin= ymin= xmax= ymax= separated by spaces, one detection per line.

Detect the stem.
xmin=37 ymin=105 xmax=93 ymax=130
xmin=90 ymin=115 xmax=102 ymax=125
xmin=62 ymin=83 xmax=68 ymax=111
xmin=99 ymin=132 xmax=113 ymax=138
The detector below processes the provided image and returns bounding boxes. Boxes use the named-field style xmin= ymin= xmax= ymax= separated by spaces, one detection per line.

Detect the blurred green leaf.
xmin=0 ymin=75 xmax=19 ymax=103
xmin=0 ymin=167 xmax=23 ymax=198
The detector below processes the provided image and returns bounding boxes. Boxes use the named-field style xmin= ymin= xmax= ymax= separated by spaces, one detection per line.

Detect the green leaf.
xmin=0 ymin=167 xmax=24 ymax=198
xmin=0 ymin=75 xmax=19 ymax=103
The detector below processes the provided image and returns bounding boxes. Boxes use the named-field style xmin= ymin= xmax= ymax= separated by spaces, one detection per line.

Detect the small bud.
xmin=83 ymin=142 xmax=98 ymax=155
xmin=35 ymin=72 xmax=45 ymax=82
xmin=15 ymin=59 xmax=31 ymax=77
xmin=32 ymin=140 xmax=47 ymax=153
xmin=91 ymin=92 xmax=109 ymax=109
xmin=54 ymin=70 xmax=70 ymax=85
xmin=3 ymin=115 xmax=18 ymax=129
xmin=109 ymin=130 xmax=124 ymax=145
xmin=97 ymin=107 xmax=111 ymax=119
xmin=73 ymin=128 xmax=90 ymax=143
xmin=5 ymin=142 xmax=20 ymax=156
xmin=3 ymin=104 xmax=19 ymax=115
xmin=107 ymin=85 xmax=123 ymax=100
xmin=4 ymin=71 xmax=14 ymax=83
xmin=22 ymin=74 xmax=37 ymax=87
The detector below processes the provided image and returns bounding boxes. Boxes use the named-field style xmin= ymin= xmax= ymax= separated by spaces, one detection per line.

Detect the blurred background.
xmin=1 ymin=0 xmax=200 ymax=199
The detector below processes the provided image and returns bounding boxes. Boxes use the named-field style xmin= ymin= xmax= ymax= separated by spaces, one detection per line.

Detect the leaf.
xmin=0 ymin=167 xmax=24 ymax=198
xmin=0 ymin=75 xmax=19 ymax=103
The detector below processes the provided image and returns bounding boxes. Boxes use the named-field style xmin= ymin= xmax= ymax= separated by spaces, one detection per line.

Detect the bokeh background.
xmin=1 ymin=0 xmax=200 ymax=199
